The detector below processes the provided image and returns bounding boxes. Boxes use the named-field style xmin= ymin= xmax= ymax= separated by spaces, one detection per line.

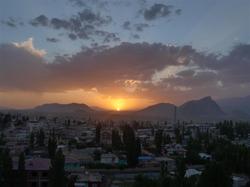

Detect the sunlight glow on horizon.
xmin=0 ymin=89 xmax=155 ymax=110
xmin=112 ymin=98 xmax=124 ymax=111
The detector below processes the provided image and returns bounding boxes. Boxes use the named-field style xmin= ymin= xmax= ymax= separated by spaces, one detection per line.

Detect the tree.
xmin=163 ymin=134 xmax=172 ymax=145
xmin=198 ymin=162 xmax=232 ymax=187
xmin=67 ymin=119 xmax=71 ymax=127
xmin=64 ymin=119 xmax=71 ymax=128
xmin=17 ymin=152 xmax=26 ymax=187
xmin=123 ymin=125 xmax=138 ymax=167
xmin=135 ymin=138 xmax=141 ymax=157
xmin=48 ymin=129 xmax=57 ymax=159
xmin=218 ymin=120 xmax=234 ymax=140
xmin=67 ymin=175 xmax=77 ymax=187
xmin=36 ymin=129 xmax=45 ymax=147
xmin=1 ymin=149 xmax=13 ymax=187
xmin=29 ymin=131 xmax=35 ymax=149
xmin=14 ymin=119 xmax=24 ymax=127
xmin=175 ymin=128 xmax=182 ymax=144
xmin=0 ymin=133 xmax=6 ymax=145
xmin=159 ymin=161 xmax=172 ymax=187
xmin=0 ymin=153 xmax=3 ymax=185
xmin=208 ymin=138 xmax=250 ymax=175
xmin=175 ymin=158 xmax=186 ymax=187
xmin=160 ymin=161 xmax=168 ymax=178
xmin=186 ymin=137 xmax=202 ymax=165
xmin=155 ymin=130 xmax=163 ymax=154
xmin=1 ymin=114 xmax=12 ymax=129
xmin=49 ymin=149 xmax=66 ymax=187
xmin=93 ymin=150 xmax=101 ymax=161
xmin=95 ymin=124 xmax=101 ymax=144
xmin=112 ymin=129 xmax=123 ymax=150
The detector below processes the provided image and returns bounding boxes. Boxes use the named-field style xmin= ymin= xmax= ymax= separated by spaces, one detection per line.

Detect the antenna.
xmin=174 ymin=106 xmax=177 ymax=124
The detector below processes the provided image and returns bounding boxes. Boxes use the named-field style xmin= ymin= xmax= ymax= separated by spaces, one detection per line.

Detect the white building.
xmin=100 ymin=153 xmax=119 ymax=165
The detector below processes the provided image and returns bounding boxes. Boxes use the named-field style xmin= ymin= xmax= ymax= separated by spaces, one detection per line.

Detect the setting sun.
xmin=112 ymin=99 xmax=124 ymax=111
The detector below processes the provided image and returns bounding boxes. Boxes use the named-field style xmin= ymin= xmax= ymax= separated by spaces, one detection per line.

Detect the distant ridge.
xmin=91 ymin=106 xmax=107 ymax=111
xmin=135 ymin=96 xmax=225 ymax=120
xmin=3 ymin=96 xmax=249 ymax=120
xmin=33 ymin=103 xmax=94 ymax=114
xmin=178 ymin=96 xmax=225 ymax=119
xmin=136 ymin=103 xmax=176 ymax=119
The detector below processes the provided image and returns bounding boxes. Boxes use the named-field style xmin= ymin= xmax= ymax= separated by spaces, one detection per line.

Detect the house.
xmin=74 ymin=172 xmax=102 ymax=187
xmin=155 ymin=156 xmax=176 ymax=171
xmin=232 ymin=174 xmax=249 ymax=187
xmin=65 ymin=156 xmax=82 ymax=172
xmin=185 ymin=168 xmax=202 ymax=178
xmin=136 ymin=128 xmax=153 ymax=137
xmin=79 ymin=130 xmax=96 ymax=143
xmin=165 ymin=144 xmax=187 ymax=157
xmin=13 ymin=158 xmax=50 ymax=187
xmin=138 ymin=156 xmax=154 ymax=167
xmin=199 ymin=153 xmax=212 ymax=160
xmin=100 ymin=129 xmax=112 ymax=145
xmin=67 ymin=148 xmax=100 ymax=165
xmin=186 ymin=124 xmax=217 ymax=139
xmin=100 ymin=153 xmax=119 ymax=165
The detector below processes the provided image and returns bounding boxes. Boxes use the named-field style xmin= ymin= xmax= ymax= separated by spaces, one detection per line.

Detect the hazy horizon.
xmin=1 ymin=94 xmax=250 ymax=112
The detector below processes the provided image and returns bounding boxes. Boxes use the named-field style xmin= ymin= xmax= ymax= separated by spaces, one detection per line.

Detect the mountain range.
xmin=33 ymin=103 xmax=94 ymax=114
xmin=1 ymin=96 xmax=249 ymax=121
xmin=135 ymin=96 xmax=225 ymax=121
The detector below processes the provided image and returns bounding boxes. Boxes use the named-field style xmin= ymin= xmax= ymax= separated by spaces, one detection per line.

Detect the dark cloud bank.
xmin=0 ymin=42 xmax=249 ymax=103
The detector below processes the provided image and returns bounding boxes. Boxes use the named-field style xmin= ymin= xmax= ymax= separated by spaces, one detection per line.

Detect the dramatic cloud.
xmin=2 ymin=1 xmax=181 ymax=47
xmin=30 ymin=9 xmax=115 ymax=42
xmin=13 ymin=38 xmax=46 ymax=57
xmin=78 ymin=9 xmax=111 ymax=25
xmin=0 ymin=43 xmax=48 ymax=91
xmin=1 ymin=39 xmax=250 ymax=104
xmin=144 ymin=4 xmax=173 ymax=21
xmin=102 ymin=32 xmax=120 ymax=43
xmin=30 ymin=15 xmax=49 ymax=26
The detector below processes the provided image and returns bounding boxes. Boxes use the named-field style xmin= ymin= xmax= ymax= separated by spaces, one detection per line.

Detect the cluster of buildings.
xmin=1 ymin=115 xmax=250 ymax=187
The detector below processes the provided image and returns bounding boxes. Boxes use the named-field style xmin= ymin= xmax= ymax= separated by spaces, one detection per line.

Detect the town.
xmin=1 ymin=0 xmax=250 ymax=186
xmin=0 ymin=112 xmax=250 ymax=187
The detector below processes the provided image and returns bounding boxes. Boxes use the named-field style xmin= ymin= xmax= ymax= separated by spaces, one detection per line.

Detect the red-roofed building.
xmin=13 ymin=158 xmax=50 ymax=187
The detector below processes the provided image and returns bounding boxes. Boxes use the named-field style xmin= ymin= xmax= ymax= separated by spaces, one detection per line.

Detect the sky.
xmin=0 ymin=0 xmax=250 ymax=110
